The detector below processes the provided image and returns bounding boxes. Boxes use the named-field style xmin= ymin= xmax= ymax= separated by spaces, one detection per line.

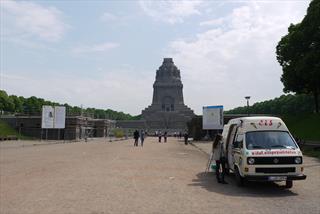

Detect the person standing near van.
xmin=133 ymin=130 xmax=139 ymax=147
xmin=140 ymin=130 xmax=145 ymax=147
xmin=212 ymin=134 xmax=228 ymax=184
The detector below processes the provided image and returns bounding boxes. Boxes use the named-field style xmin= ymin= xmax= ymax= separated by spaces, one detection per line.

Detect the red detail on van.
xmin=258 ymin=120 xmax=273 ymax=126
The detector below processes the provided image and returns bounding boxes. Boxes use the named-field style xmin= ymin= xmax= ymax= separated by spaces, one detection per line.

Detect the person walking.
xmin=133 ymin=130 xmax=139 ymax=147
xmin=164 ymin=131 xmax=167 ymax=143
xmin=158 ymin=131 xmax=162 ymax=143
xmin=184 ymin=131 xmax=188 ymax=145
xmin=212 ymin=134 xmax=228 ymax=184
xmin=140 ymin=130 xmax=145 ymax=147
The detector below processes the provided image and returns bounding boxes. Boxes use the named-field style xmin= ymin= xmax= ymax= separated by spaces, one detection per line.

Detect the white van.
xmin=222 ymin=116 xmax=306 ymax=188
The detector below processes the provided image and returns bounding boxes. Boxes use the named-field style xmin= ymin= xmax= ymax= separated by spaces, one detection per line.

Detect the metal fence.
xmin=1 ymin=126 xmax=135 ymax=141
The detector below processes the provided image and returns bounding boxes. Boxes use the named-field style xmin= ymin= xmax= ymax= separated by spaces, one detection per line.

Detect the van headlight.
xmin=295 ymin=157 xmax=302 ymax=164
xmin=247 ymin=157 xmax=255 ymax=165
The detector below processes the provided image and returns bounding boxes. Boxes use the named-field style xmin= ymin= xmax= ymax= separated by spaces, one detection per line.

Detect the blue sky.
xmin=0 ymin=0 xmax=311 ymax=115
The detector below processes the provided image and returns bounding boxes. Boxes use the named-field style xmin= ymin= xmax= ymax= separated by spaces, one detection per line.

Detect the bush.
xmin=113 ymin=128 xmax=124 ymax=138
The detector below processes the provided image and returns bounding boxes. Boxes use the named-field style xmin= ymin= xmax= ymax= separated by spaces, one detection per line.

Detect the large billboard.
xmin=202 ymin=105 xmax=224 ymax=130
xmin=41 ymin=106 xmax=66 ymax=129
xmin=41 ymin=106 xmax=54 ymax=129
xmin=54 ymin=106 xmax=66 ymax=128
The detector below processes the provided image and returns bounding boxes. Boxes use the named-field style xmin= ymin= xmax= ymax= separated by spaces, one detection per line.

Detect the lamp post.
xmin=245 ymin=96 xmax=251 ymax=116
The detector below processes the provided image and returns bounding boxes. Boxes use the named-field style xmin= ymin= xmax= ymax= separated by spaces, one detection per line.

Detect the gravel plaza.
xmin=1 ymin=137 xmax=319 ymax=214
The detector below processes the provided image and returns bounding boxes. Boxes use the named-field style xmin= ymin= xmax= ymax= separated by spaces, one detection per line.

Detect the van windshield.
xmin=245 ymin=131 xmax=297 ymax=150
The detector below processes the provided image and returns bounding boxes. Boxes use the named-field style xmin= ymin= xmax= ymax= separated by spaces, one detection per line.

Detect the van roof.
xmin=229 ymin=116 xmax=281 ymax=121
xmin=234 ymin=116 xmax=280 ymax=120
xmin=227 ymin=116 xmax=288 ymax=132
xmin=228 ymin=116 xmax=284 ymax=125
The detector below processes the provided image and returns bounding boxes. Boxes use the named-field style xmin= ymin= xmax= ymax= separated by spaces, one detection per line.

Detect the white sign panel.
xmin=41 ymin=106 xmax=54 ymax=128
xmin=41 ymin=106 xmax=66 ymax=129
xmin=54 ymin=106 xmax=66 ymax=128
xmin=203 ymin=105 xmax=224 ymax=130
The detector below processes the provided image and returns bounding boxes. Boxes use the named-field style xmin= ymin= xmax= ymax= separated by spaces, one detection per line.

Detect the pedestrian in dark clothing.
xmin=158 ymin=131 xmax=162 ymax=143
xmin=184 ymin=132 xmax=188 ymax=145
xmin=212 ymin=134 xmax=227 ymax=184
xmin=179 ymin=132 xmax=182 ymax=139
xmin=164 ymin=131 xmax=167 ymax=143
xmin=140 ymin=130 xmax=145 ymax=147
xmin=133 ymin=130 xmax=139 ymax=147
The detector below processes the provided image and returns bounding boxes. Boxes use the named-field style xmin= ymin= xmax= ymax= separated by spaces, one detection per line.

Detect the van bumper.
xmin=244 ymin=174 xmax=307 ymax=181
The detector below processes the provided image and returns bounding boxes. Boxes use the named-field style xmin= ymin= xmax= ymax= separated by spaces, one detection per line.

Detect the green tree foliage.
xmin=9 ymin=95 xmax=23 ymax=112
xmin=276 ymin=0 xmax=320 ymax=112
xmin=0 ymin=91 xmax=14 ymax=112
xmin=0 ymin=90 xmax=138 ymax=120
xmin=225 ymin=94 xmax=314 ymax=115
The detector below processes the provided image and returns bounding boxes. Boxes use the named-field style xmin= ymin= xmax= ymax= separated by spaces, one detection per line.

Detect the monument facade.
xmin=141 ymin=58 xmax=195 ymax=132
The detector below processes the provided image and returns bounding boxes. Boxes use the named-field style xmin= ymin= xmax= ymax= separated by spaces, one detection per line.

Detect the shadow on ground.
xmin=189 ymin=172 xmax=298 ymax=198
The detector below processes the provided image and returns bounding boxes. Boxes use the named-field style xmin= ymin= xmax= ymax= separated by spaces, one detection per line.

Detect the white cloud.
xmin=72 ymin=42 xmax=119 ymax=54
xmin=167 ymin=1 xmax=310 ymax=113
xmin=100 ymin=12 xmax=117 ymax=22
xmin=1 ymin=0 xmax=68 ymax=42
xmin=139 ymin=0 xmax=203 ymax=24
xmin=100 ymin=12 xmax=131 ymax=26
xmin=200 ymin=17 xmax=225 ymax=26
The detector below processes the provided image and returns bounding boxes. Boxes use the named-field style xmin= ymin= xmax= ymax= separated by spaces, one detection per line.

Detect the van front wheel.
xmin=235 ymin=167 xmax=244 ymax=187
xmin=285 ymin=180 xmax=293 ymax=189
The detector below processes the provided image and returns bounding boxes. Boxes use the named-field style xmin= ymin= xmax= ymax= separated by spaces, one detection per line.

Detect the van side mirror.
xmin=233 ymin=141 xmax=239 ymax=148
xmin=239 ymin=141 xmax=243 ymax=148
xmin=233 ymin=141 xmax=243 ymax=149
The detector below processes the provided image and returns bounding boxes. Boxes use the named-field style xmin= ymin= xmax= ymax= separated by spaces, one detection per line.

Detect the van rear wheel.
xmin=235 ymin=167 xmax=244 ymax=187
xmin=285 ymin=180 xmax=293 ymax=189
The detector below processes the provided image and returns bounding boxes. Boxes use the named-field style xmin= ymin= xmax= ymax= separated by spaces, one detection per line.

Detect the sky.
xmin=0 ymin=0 xmax=311 ymax=115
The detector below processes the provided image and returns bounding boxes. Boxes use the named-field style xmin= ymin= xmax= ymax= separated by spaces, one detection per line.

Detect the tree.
xmin=24 ymin=96 xmax=42 ymax=114
xmin=0 ymin=90 xmax=138 ymax=119
xmin=0 ymin=90 xmax=14 ymax=112
xmin=9 ymin=95 xmax=23 ymax=112
xmin=276 ymin=0 xmax=320 ymax=113
xmin=225 ymin=94 xmax=314 ymax=115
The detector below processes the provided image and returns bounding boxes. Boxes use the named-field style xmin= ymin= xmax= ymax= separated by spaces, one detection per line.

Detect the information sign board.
xmin=202 ymin=105 xmax=224 ymax=130
xmin=41 ymin=106 xmax=66 ymax=129
xmin=54 ymin=106 xmax=66 ymax=128
xmin=41 ymin=106 xmax=54 ymax=128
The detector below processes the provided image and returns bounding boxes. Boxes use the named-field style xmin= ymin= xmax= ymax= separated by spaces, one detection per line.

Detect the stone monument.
xmin=141 ymin=58 xmax=195 ymax=132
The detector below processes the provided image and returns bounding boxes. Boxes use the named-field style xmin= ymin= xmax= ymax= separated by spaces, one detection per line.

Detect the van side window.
xmin=233 ymin=134 xmax=244 ymax=149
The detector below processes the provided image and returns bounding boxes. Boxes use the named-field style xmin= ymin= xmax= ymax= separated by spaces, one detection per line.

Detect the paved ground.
xmin=1 ymin=137 xmax=319 ymax=214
